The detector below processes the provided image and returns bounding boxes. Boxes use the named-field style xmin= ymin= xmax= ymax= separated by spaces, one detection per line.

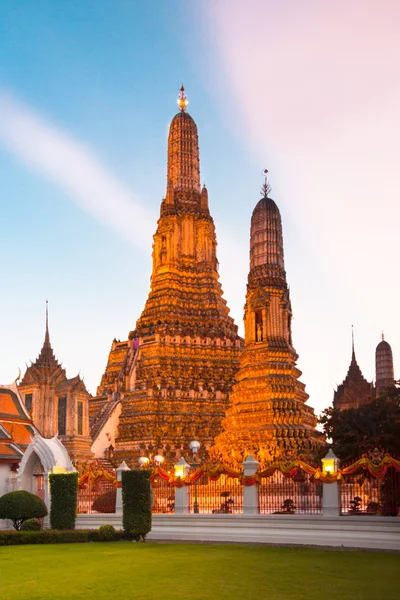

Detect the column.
xmin=174 ymin=457 xmax=190 ymax=514
xmin=116 ymin=461 xmax=130 ymax=514
xmin=243 ymin=455 xmax=260 ymax=515
xmin=322 ymin=481 xmax=340 ymax=517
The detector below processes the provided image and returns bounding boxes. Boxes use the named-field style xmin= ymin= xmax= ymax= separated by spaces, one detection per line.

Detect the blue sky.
xmin=1 ymin=1 xmax=399 ymax=415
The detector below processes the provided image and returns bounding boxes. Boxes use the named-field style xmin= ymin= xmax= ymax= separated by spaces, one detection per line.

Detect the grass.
xmin=0 ymin=542 xmax=399 ymax=600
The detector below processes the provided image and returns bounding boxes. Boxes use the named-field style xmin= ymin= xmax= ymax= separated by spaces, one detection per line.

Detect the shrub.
xmin=21 ymin=518 xmax=41 ymax=531
xmin=49 ymin=472 xmax=78 ymax=530
xmin=98 ymin=524 xmax=116 ymax=541
xmin=92 ymin=489 xmax=116 ymax=513
xmin=122 ymin=470 xmax=152 ymax=541
xmin=0 ymin=528 xmax=127 ymax=546
xmin=0 ymin=491 xmax=47 ymax=530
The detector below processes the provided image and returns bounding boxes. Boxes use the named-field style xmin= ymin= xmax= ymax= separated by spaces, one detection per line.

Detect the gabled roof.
xmin=56 ymin=375 xmax=89 ymax=394
xmin=0 ymin=440 xmax=23 ymax=462
xmin=0 ymin=383 xmax=32 ymax=421
xmin=0 ymin=382 xmax=37 ymax=461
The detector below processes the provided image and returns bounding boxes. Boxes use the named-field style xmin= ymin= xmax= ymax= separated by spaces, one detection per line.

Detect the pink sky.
xmin=200 ymin=1 xmax=400 ymax=411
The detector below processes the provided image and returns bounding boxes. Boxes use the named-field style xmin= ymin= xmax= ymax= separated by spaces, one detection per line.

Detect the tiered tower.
xmin=113 ymin=87 xmax=242 ymax=465
xmin=212 ymin=179 xmax=324 ymax=467
xmin=18 ymin=304 xmax=93 ymax=463
xmin=375 ymin=335 xmax=395 ymax=397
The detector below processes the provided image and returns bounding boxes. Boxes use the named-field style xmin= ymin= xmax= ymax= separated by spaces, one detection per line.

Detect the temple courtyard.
xmin=1 ymin=542 xmax=399 ymax=600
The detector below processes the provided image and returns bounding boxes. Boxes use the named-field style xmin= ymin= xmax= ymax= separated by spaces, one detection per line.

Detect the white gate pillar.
xmin=116 ymin=461 xmax=130 ymax=514
xmin=243 ymin=455 xmax=260 ymax=515
xmin=174 ymin=457 xmax=190 ymax=514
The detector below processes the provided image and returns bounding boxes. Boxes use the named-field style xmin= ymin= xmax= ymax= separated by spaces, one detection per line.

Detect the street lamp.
xmin=189 ymin=440 xmax=201 ymax=513
xmin=321 ymin=449 xmax=340 ymax=475
xmin=138 ymin=456 xmax=150 ymax=469
xmin=174 ymin=457 xmax=190 ymax=480
xmin=154 ymin=454 xmax=165 ymax=467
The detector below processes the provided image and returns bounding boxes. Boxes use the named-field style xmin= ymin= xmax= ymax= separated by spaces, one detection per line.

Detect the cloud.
xmin=0 ymin=88 xmax=156 ymax=249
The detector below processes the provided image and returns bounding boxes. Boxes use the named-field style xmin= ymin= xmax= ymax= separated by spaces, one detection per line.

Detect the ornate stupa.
xmin=375 ymin=334 xmax=395 ymax=397
xmin=211 ymin=176 xmax=324 ymax=467
xmin=112 ymin=87 xmax=242 ymax=465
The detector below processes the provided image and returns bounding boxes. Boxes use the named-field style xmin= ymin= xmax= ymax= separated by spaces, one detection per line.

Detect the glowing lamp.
xmin=174 ymin=457 xmax=190 ymax=479
xmin=154 ymin=454 xmax=164 ymax=466
xmin=138 ymin=456 xmax=150 ymax=468
xmin=321 ymin=449 xmax=340 ymax=475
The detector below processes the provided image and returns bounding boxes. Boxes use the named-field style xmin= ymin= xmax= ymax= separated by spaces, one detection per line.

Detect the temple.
xmin=333 ymin=333 xmax=396 ymax=410
xmin=95 ymin=87 xmax=243 ymax=465
xmin=18 ymin=304 xmax=93 ymax=463
xmin=211 ymin=177 xmax=324 ymax=467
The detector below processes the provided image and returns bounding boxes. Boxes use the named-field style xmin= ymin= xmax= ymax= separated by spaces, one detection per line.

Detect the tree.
xmin=320 ymin=392 xmax=400 ymax=463
xmin=0 ymin=491 xmax=47 ymax=530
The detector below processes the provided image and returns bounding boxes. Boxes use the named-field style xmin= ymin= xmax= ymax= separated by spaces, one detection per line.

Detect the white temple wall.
xmin=91 ymin=402 xmax=122 ymax=458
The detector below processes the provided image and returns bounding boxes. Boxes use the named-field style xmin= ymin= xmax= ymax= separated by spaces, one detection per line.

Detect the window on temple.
xmin=78 ymin=401 xmax=83 ymax=435
xmin=58 ymin=397 xmax=67 ymax=435
xmin=25 ymin=393 xmax=33 ymax=414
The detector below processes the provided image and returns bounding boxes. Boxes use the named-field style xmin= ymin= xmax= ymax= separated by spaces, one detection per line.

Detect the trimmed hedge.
xmin=0 ymin=491 xmax=47 ymax=530
xmin=49 ymin=472 xmax=78 ymax=530
xmin=122 ymin=470 xmax=152 ymax=541
xmin=21 ymin=518 xmax=41 ymax=531
xmin=0 ymin=529 xmax=128 ymax=546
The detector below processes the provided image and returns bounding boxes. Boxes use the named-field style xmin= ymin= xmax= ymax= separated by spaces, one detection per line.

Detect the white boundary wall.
xmin=75 ymin=513 xmax=400 ymax=551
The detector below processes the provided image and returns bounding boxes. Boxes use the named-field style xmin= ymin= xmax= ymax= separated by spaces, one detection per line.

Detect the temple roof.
xmin=56 ymin=375 xmax=88 ymax=394
xmin=0 ymin=382 xmax=37 ymax=461
xmin=333 ymin=345 xmax=374 ymax=410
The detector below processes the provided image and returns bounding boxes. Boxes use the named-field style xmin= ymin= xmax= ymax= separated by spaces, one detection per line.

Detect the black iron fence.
xmin=152 ymin=475 xmax=175 ymax=513
xmin=340 ymin=468 xmax=400 ymax=516
xmin=258 ymin=471 xmax=322 ymax=515
xmin=188 ymin=473 xmax=243 ymax=514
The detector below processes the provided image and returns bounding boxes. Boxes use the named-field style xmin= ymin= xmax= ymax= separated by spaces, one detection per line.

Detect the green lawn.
xmin=1 ymin=542 xmax=399 ymax=600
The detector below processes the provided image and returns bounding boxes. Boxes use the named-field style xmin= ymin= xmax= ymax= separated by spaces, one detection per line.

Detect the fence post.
xmin=116 ymin=461 xmax=130 ymax=514
xmin=322 ymin=480 xmax=340 ymax=516
xmin=174 ymin=457 xmax=190 ymax=514
xmin=243 ymin=455 xmax=259 ymax=515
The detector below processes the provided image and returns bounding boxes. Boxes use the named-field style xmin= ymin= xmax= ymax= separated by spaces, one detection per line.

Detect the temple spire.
xmin=351 ymin=325 xmax=355 ymax=360
xmin=166 ymin=85 xmax=200 ymax=194
xmin=44 ymin=300 xmax=50 ymax=347
xmin=375 ymin=334 xmax=395 ymax=397
xmin=34 ymin=301 xmax=59 ymax=369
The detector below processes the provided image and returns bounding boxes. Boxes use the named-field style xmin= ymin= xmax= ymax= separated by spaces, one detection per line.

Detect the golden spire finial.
xmin=261 ymin=169 xmax=271 ymax=198
xmin=177 ymin=84 xmax=188 ymax=112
